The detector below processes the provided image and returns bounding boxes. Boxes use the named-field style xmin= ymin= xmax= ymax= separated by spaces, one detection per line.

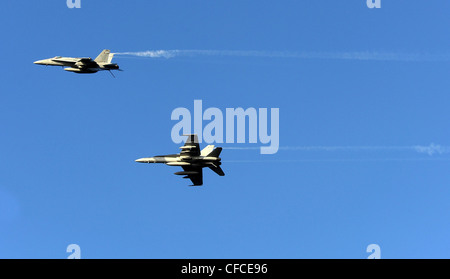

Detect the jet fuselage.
xmin=34 ymin=50 xmax=120 ymax=74
xmin=135 ymin=134 xmax=224 ymax=186
xmin=136 ymin=155 xmax=221 ymax=166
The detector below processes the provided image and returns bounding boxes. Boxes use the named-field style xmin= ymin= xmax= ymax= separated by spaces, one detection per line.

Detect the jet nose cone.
xmin=34 ymin=60 xmax=44 ymax=65
xmin=135 ymin=158 xmax=156 ymax=163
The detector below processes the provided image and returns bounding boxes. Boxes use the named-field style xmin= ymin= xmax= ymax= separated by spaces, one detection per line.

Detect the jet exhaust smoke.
xmin=114 ymin=50 xmax=450 ymax=62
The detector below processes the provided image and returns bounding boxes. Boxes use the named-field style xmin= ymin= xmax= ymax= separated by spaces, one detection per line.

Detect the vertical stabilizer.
xmin=207 ymin=147 xmax=222 ymax=157
xmin=107 ymin=52 xmax=115 ymax=63
xmin=95 ymin=49 xmax=111 ymax=63
xmin=201 ymin=145 xmax=215 ymax=156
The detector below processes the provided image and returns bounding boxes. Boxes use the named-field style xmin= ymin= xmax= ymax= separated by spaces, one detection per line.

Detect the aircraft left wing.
xmin=180 ymin=134 xmax=200 ymax=156
xmin=51 ymin=57 xmax=84 ymax=63
xmin=181 ymin=166 xmax=203 ymax=186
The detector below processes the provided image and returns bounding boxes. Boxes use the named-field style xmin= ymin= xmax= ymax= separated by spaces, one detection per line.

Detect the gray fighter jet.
xmin=135 ymin=135 xmax=225 ymax=186
xmin=34 ymin=49 xmax=121 ymax=77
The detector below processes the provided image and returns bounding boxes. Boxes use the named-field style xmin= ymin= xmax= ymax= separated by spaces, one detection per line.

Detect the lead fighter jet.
xmin=34 ymin=49 xmax=121 ymax=77
xmin=135 ymin=135 xmax=225 ymax=186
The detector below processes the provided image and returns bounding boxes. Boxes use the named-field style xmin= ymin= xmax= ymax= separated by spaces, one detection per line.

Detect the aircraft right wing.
xmin=181 ymin=166 xmax=203 ymax=186
xmin=76 ymin=58 xmax=99 ymax=68
xmin=180 ymin=134 xmax=200 ymax=157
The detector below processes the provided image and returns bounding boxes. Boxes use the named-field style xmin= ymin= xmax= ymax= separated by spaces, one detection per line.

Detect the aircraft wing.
xmin=181 ymin=166 xmax=203 ymax=186
xmin=78 ymin=58 xmax=94 ymax=63
xmin=76 ymin=58 xmax=99 ymax=67
xmin=52 ymin=57 xmax=98 ymax=67
xmin=180 ymin=134 xmax=200 ymax=156
xmin=52 ymin=57 xmax=82 ymax=64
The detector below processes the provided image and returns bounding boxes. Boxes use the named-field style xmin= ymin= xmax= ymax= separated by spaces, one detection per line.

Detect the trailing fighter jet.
xmin=34 ymin=49 xmax=121 ymax=77
xmin=135 ymin=135 xmax=225 ymax=186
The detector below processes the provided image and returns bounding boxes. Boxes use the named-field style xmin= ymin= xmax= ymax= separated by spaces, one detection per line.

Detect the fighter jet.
xmin=34 ymin=49 xmax=121 ymax=77
xmin=135 ymin=134 xmax=225 ymax=186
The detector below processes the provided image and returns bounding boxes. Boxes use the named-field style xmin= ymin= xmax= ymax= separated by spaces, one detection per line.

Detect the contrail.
xmin=115 ymin=50 xmax=450 ymax=62
xmin=223 ymin=158 xmax=450 ymax=163
xmin=224 ymin=158 xmax=450 ymax=163
xmin=223 ymin=143 xmax=450 ymax=156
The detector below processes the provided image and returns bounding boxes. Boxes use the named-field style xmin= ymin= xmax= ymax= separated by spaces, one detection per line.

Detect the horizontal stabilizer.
xmin=209 ymin=164 xmax=225 ymax=176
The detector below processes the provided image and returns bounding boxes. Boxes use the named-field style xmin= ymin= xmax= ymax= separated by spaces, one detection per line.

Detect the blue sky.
xmin=0 ymin=0 xmax=449 ymax=258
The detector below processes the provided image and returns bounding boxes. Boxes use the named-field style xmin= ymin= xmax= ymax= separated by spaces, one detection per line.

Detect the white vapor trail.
xmin=223 ymin=158 xmax=450 ymax=163
xmin=115 ymin=50 xmax=450 ymax=62
xmin=223 ymin=144 xmax=450 ymax=156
